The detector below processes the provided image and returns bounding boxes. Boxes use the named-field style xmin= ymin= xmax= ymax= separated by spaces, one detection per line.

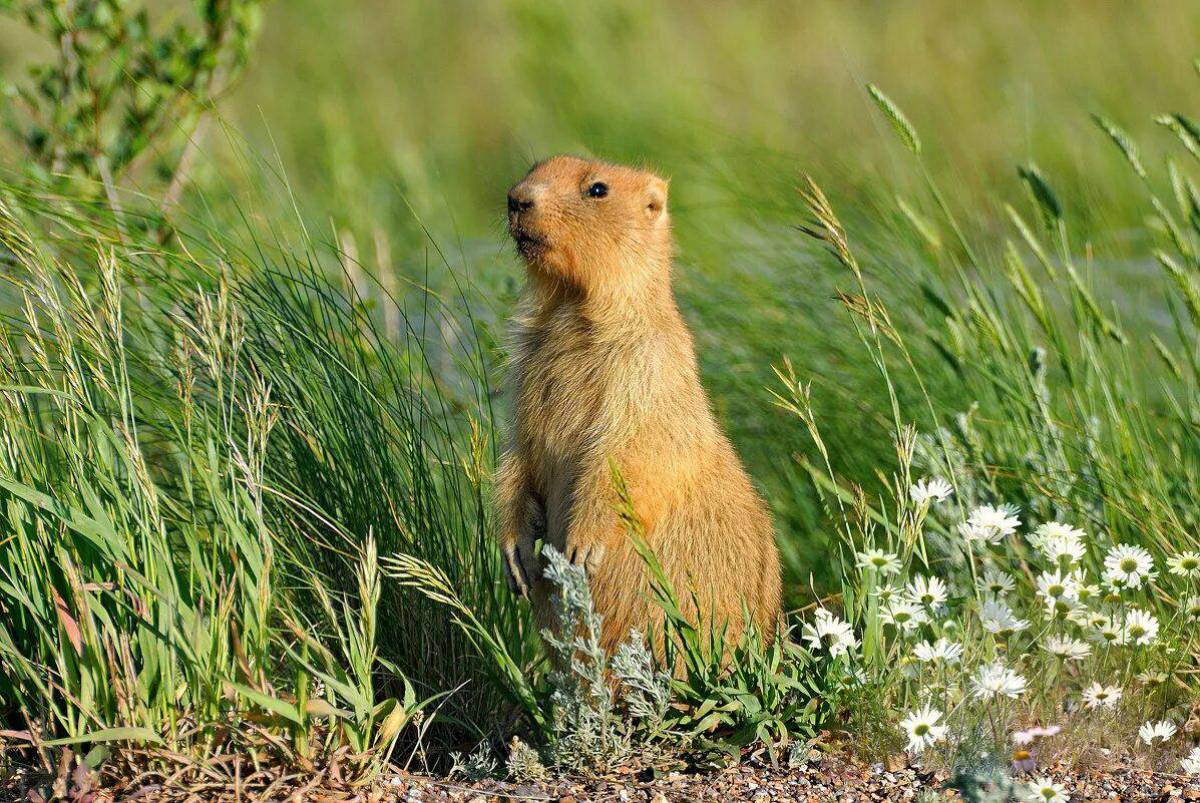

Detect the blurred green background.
xmin=2 ymin=0 xmax=1195 ymax=592
xmin=230 ymin=1 xmax=1197 ymax=226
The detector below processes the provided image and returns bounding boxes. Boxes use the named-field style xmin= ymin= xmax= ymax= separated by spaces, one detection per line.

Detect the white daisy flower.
xmin=1036 ymin=569 xmax=1080 ymax=616
xmin=1080 ymin=682 xmax=1122 ymax=709
xmin=1013 ymin=725 xmax=1061 ymax=746
xmin=1012 ymin=730 xmax=1036 ymax=747
xmin=1123 ymin=608 xmax=1159 ymax=646
xmin=1102 ymin=544 xmax=1156 ymax=590
xmin=959 ymin=504 xmax=1021 ymax=545
xmin=1012 ymin=749 xmax=1037 ymax=774
xmin=1091 ymin=614 xmax=1126 ymax=646
xmin=1182 ymin=746 xmax=1200 ymax=775
xmin=958 ymin=523 xmax=989 ymax=544
xmin=980 ymin=596 xmax=1030 ymax=635
xmin=831 ymin=629 xmax=859 ymax=657
xmin=972 ymin=661 xmax=1026 ymax=700
xmin=1137 ymin=667 xmax=1166 ymax=686
xmin=1036 ymin=570 xmax=1077 ymax=600
xmin=913 ymin=637 xmax=964 ymax=665
xmin=1138 ymin=719 xmax=1176 ymax=745
xmin=1069 ymin=570 xmax=1100 ymax=603
xmin=899 ymin=705 xmax=947 ymax=753
xmin=802 ymin=608 xmax=858 ymax=658
xmin=1137 ymin=670 xmax=1168 ymax=687
xmin=1045 ymin=597 xmax=1079 ymax=620
xmin=1070 ymin=606 xmax=1107 ymax=630
xmin=1167 ymin=551 xmax=1200 ymax=579
xmin=980 ymin=567 xmax=1016 ymax=597
xmin=880 ymin=598 xmax=929 ymax=633
xmin=1025 ymin=778 xmax=1068 ymax=803
xmin=970 ymin=504 xmax=1022 ymax=534
xmin=1044 ymin=635 xmax=1091 ymax=661
xmin=1034 ymin=521 xmax=1086 ymax=542
xmin=1184 ymin=596 xmax=1200 ymax=620
xmin=875 ymin=582 xmax=902 ymax=603
xmin=1066 ymin=607 xmax=1091 ymax=628
xmin=1043 ymin=538 xmax=1087 ymax=569
xmin=1032 ymin=522 xmax=1087 ymax=566
xmin=910 ymin=477 xmax=954 ymax=506
xmin=906 ymin=575 xmax=949 ymax=609
xmin=857 ymin=548 xmax=902 ymax=576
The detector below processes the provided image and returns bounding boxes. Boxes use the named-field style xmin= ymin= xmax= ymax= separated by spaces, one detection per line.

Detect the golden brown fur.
xmin=496 ymin=155 xmax=781 ymax=655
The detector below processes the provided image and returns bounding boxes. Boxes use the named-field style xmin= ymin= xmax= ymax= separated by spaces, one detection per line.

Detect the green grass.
xmin=779 ymin=99 xmax=1200 ymax=766
xmin=7 ymin=0 xmax=1195 ymax=596
xmin=0 ymin=184 xmax=532 ymax=772
xmin=1 ymin=0 xmax=1199 ymax=786
xmin=198 ymin=0 xmax=1199 ymax=596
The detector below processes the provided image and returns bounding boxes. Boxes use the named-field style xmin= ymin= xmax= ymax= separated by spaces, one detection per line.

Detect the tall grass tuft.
xmin=781 ymin=78 xmax=1200 ymax=773
xmin=0 ymin=173 xmax=533 ymax=771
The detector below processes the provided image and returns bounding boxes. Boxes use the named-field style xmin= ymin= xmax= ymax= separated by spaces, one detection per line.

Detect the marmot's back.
xmin=495 ymin=155 xmax=782 ymax=655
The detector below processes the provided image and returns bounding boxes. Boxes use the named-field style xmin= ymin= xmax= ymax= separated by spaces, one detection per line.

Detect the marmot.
xmin=495 ymin=155 xmax=781 ymax=655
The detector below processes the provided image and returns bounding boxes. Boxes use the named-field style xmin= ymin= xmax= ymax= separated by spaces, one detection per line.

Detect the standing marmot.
xmin=495 ymin=155 xmax=781 ymax=655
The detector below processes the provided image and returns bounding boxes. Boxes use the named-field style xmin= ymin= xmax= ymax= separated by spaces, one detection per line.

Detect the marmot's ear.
xmin=644 ymin=177 xmax=668 ymax=222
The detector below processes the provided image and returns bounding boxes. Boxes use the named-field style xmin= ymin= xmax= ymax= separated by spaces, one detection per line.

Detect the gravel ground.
xmin=386 ymin=758 xmax=1200 ymax=803
xmin=6 ymin=750 xmax=1200 ymax=801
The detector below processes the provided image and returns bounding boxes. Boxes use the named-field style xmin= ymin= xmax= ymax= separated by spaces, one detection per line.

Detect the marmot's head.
xmin=507 ymin=155 xmax=671 ymax=294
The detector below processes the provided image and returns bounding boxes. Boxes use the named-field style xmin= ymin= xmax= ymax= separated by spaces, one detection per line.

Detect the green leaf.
xmin=0 ymin=384 xmax=79 ymax=402
xmin=40 ymin=727 xmax=162 ymax=747
xmin=228 ymin=682 xmax=303 ymax=725
xmin=0 ymin=478 xmax=128 ymax=561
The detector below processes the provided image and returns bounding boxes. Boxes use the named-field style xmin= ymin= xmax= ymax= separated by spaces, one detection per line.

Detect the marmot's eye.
xmin=585 ymin=181 xmax=609 ymax=199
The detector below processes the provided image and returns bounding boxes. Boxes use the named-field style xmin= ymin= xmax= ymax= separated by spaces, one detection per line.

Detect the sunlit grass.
xmin=0 ymin=181 xmax=533 ymax=775
xmin=1 ymin=1 xmax=1199 ymax=787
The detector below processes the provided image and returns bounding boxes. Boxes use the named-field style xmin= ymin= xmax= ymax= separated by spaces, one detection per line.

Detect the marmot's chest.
xmin=515 ymin=328 xmax=613 ymax=458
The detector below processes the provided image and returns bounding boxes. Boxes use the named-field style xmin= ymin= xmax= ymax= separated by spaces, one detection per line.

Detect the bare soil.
xmin=6 ymin=748 xmax=1200 ymax=802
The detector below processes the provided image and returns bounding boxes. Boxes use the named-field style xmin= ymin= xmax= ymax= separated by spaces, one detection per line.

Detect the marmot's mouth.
xmin=512 ymin=229 xmax=546 ymax=257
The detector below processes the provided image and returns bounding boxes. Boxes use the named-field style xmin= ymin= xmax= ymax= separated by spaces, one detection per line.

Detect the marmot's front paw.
xmin=503 ymin=535 xmax=539 ymax=598
xmin=567 ymin=542 xmax=605 ymax=576
xmin=503 ymin=543 xmax=528 ymax=597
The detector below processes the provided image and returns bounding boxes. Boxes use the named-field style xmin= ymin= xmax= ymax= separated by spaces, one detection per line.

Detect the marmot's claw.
xmin=503 ymin=544 xmax=530 ymax=598
xmin=567 ymin=543 xmax=604 ymax=575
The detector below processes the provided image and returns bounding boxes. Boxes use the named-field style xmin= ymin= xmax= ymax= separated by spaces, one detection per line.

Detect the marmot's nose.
xmin=507 ymin=191 xmax=534 ymax=214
